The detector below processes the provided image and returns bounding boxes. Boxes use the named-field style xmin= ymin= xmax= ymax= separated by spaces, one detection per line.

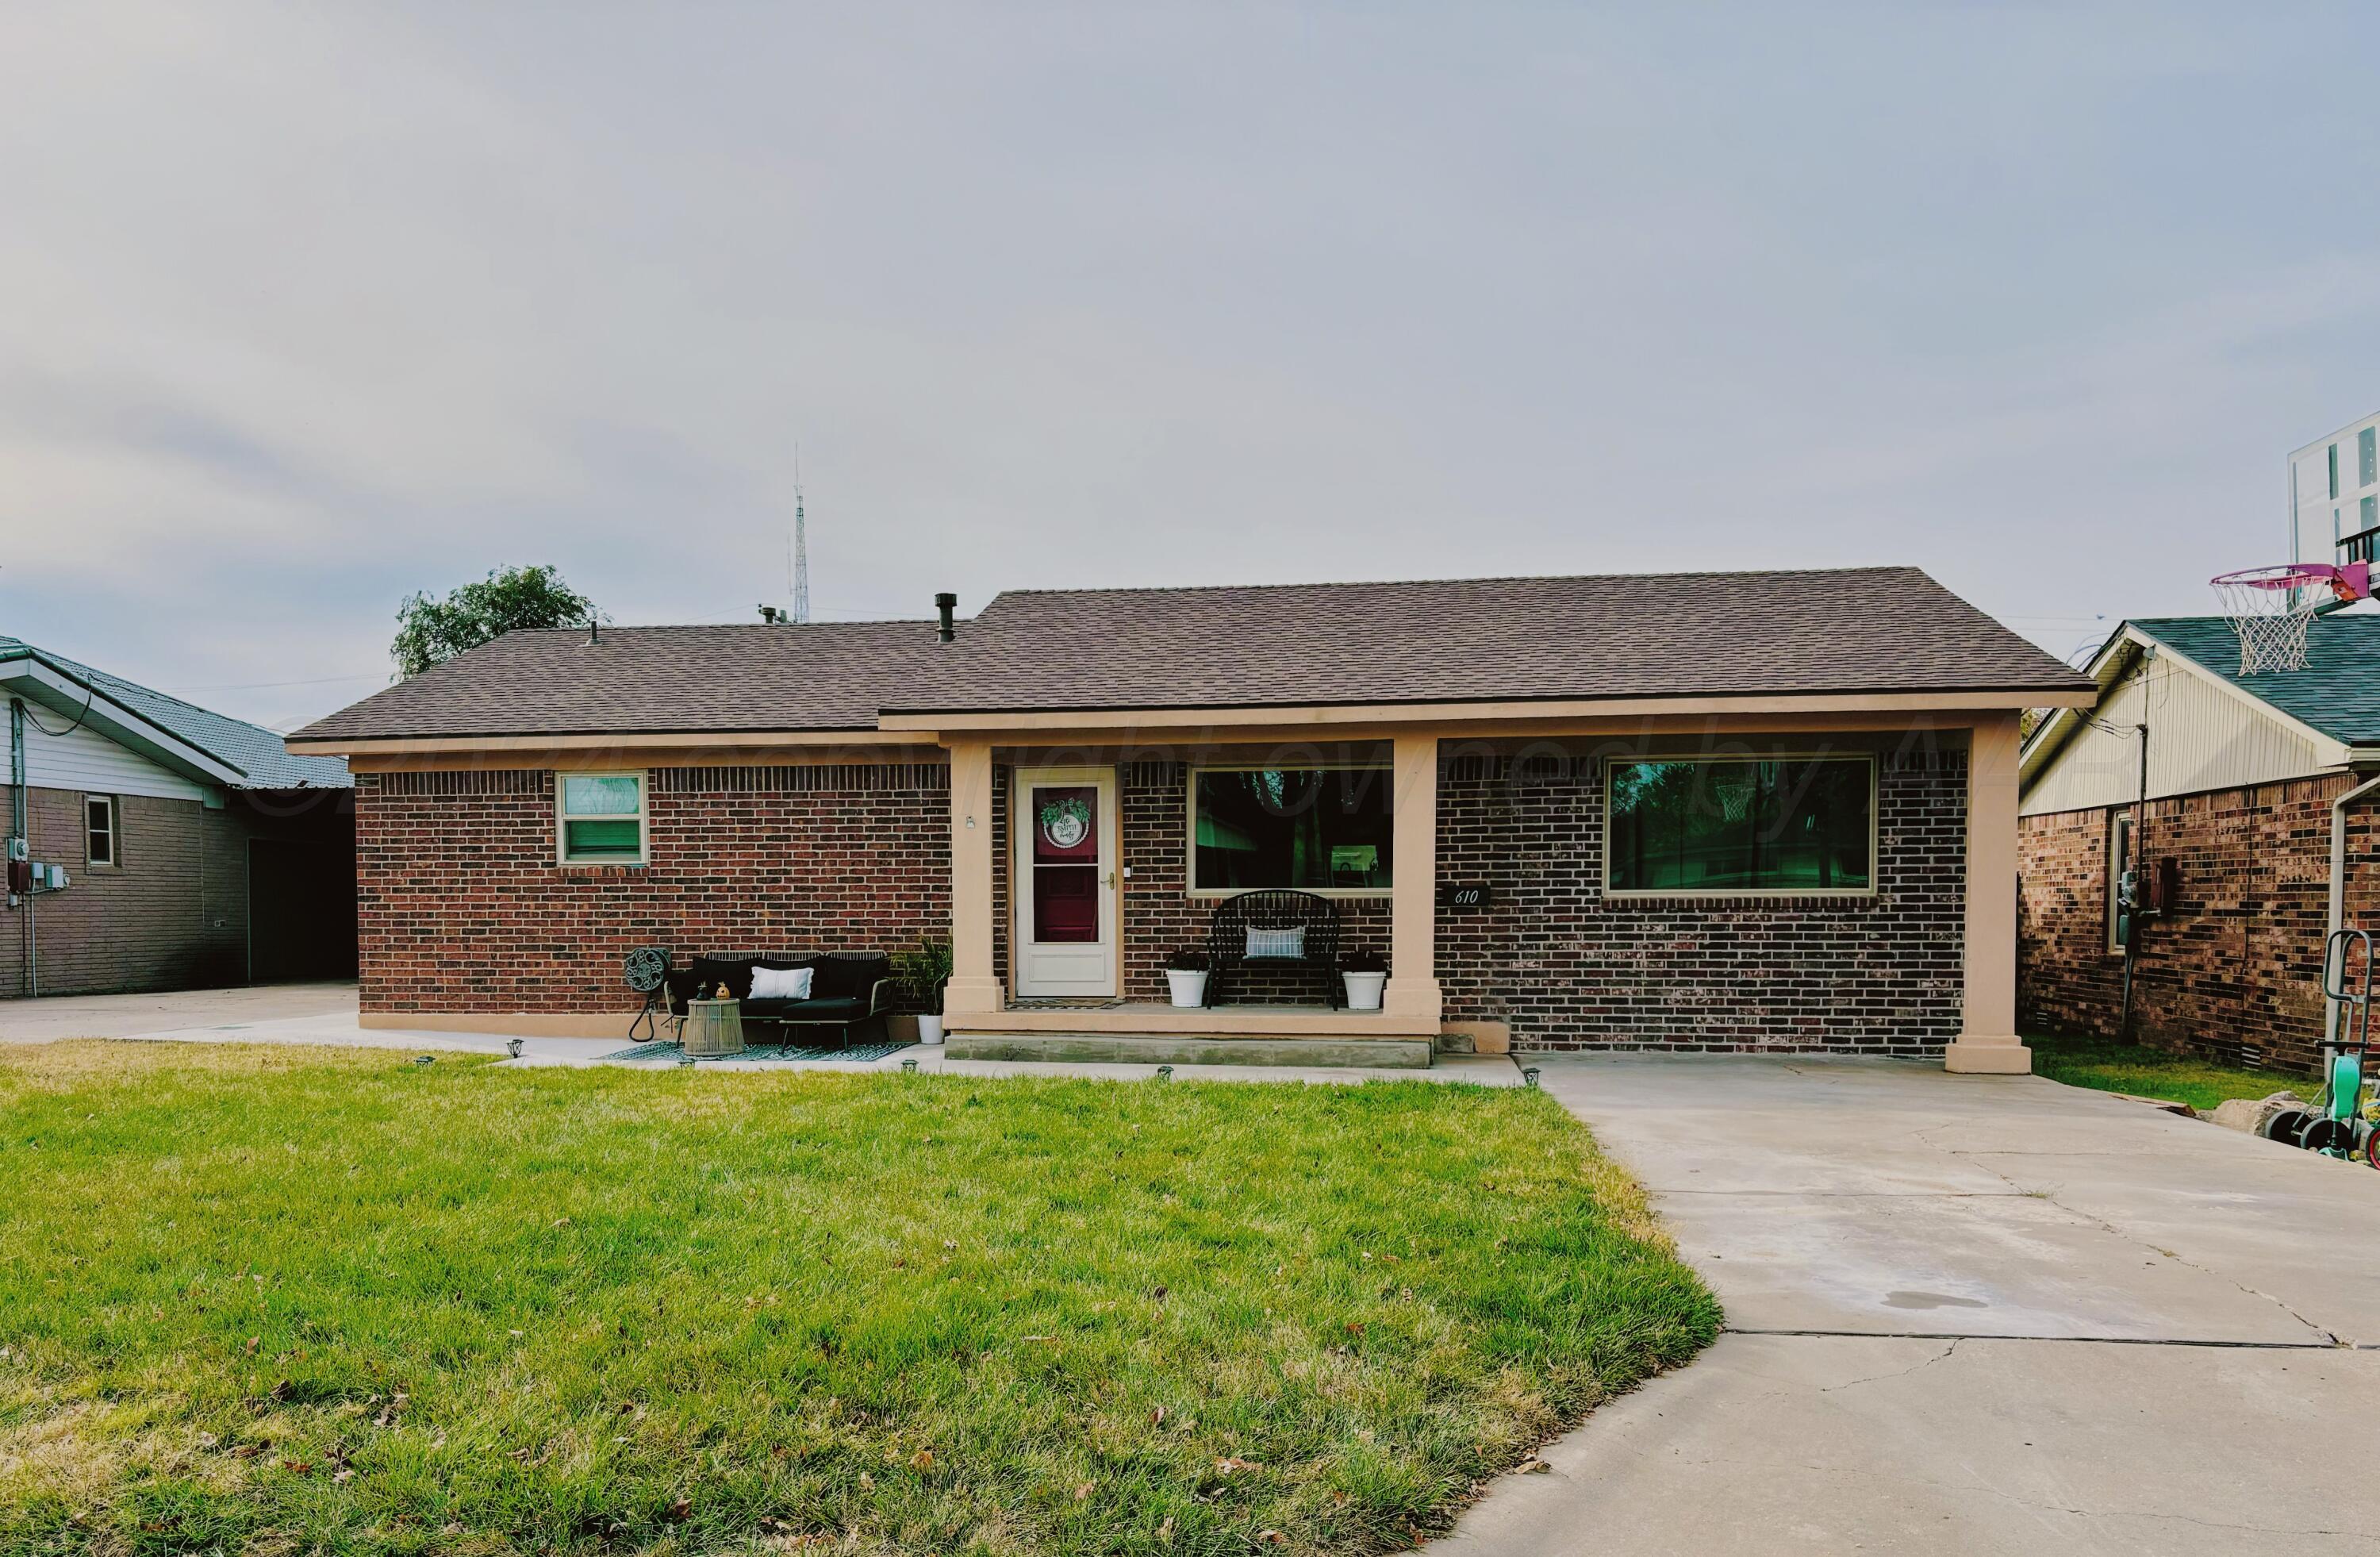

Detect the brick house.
xmin=3 ymin=635 xmax=355 ymax=998
xmin=2018 ymin=613 xmax=2380 ymax=1075
xmin=287 ymin=568 xmax=2090 ymax=1067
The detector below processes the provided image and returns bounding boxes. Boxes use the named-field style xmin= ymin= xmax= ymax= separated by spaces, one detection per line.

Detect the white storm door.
xmin=1013 ymin=767 xmax=1119 ymax=998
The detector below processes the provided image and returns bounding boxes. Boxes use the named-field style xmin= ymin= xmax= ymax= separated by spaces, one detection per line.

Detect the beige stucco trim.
xmin=1945 ymin=713 xmax=2029 ymax=1074
xmin=944 ymin=737 xmax=1004 ymax=1015
xmin=1384 ymin=732 xmax=1443 ymax=1023
xmin=296 ymin=729 xmax=935 ymax=759
xmin=881 ymin=688 xmax=2090 ymax=736
xmin=361 ymin=1010 xmax=635 ymax=1039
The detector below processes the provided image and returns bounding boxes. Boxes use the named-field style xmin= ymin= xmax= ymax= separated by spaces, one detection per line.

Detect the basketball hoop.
xmin=2209 ymin=562 xmax=2370 ymax=674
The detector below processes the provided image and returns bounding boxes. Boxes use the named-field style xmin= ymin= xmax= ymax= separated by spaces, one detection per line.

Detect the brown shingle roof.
xmin=290 ymin=621 xmax=939 ymax=740
xmin=892 ymin=567 xmax=2091 ymax=713
xmin=293 ymin=568 xmax=2089 ymax=742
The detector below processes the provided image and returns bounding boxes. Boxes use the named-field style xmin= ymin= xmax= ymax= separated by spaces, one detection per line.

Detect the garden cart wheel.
xmin=2366 ymin=1127 xmax=2380 ymax=1171
xmin=2299 ymin=1117 xmax=2356 ymax=1156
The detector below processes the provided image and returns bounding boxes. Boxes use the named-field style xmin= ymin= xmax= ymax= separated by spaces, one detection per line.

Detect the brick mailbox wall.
xmin=355 ymin=763 xmax=950 ymax=1017
xmin=1433 ymin=741 xmax=1970 ymax=1054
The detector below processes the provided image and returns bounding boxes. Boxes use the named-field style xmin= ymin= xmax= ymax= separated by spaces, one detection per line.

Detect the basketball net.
xmin=2209 ymin=563 xmax=2370 ymax=674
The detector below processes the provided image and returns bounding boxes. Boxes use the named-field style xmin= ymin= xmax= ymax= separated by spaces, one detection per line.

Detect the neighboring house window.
xmin=84 ymin=795 xmax=117 ymax=867
xmin=2363 ymin=427 xmax=2377 ymax=489
xmin=1606 ymin=755 xmax=1875 ymax=896
xmin=2106 ymin=810 xmax=2134 ymax=955
xmin=2331 ymin=442 xmax=2340 ymax=500
xmin=1190 ymin=767 xmax=1392 ymax=894
xmin=558 ymin=773 xmax=646 ymax=863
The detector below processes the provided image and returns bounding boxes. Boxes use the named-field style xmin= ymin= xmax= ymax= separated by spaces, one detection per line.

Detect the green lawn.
xmin=0 ymin=1044 xmax=1716 ymax=1556
xmin=2027 ymin=1032 xmax=2313 ymax=1113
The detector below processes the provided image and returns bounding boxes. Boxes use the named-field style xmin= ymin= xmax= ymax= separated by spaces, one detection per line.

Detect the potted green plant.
xmin=1165 ymin=948 xmax=1210 ymax=1008
xmin=1340 ymin=949 xmax=1388 ymax=1012
xmin=892 ymin=938 xmax=955 ymax=1044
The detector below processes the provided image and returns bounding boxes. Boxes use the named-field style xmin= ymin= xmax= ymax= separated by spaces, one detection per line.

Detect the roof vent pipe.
xmin=935 ymin=593 xmax=957 ymax=643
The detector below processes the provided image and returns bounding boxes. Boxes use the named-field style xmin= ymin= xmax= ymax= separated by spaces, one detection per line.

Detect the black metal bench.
xmin=1203 ymin=889 xmax=1344 ymax=1008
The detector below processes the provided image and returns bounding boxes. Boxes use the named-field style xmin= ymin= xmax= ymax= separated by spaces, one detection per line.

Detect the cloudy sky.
xmin=6 ymin=4 xmax=2378 ymax=731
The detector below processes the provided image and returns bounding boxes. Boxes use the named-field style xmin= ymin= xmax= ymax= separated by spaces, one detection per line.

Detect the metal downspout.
xmin=2324 ymin=767 xmax=2380 ymax=1051
xmin=9 ymin=697 xmax=26 ymax=998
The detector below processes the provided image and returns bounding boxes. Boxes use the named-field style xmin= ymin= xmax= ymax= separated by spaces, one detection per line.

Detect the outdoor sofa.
xmin=663 ymin=952 xmax=895 ymax=1048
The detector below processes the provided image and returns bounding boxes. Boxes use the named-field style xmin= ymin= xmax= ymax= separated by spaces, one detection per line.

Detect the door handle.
xmin=1104 ymin=871 xmax=1117 ymax=888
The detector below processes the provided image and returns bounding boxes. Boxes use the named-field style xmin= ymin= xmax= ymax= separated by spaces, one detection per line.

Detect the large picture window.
xmin=1606 ymin=755 xmax=1874 ymax=896
xmin=1192 ymin=767 xmax=1392 ymax=894
xmin=559 ymin=772 xmax=646 ymax=864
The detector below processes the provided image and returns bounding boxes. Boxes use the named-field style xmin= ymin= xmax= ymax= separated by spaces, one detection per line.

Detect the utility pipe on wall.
xmin=2324 ymin=768 xmax=2380 ymax=1050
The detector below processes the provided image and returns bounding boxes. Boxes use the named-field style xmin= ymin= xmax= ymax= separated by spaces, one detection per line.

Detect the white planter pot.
xmin=1166 ymin=969 xmax=1208 ymax=1008
xmin=1342 ymin=971 xmax=1388 ymax=1012
xmin=917 ymin=1013 xmax=945 ymax=1046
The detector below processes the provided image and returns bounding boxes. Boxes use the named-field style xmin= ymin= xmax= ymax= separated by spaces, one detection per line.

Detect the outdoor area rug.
xmin=595 ymin=1039 xmax=915 ymax=1063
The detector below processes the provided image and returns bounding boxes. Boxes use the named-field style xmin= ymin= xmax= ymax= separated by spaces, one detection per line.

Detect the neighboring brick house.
xmin=2 ymin=635 xmax=355 ymax=998
xmin=2018 ymin=614 xmax=2380 ymax=1075
xmin=290 ymin=567 xmax=2090 ymax=1068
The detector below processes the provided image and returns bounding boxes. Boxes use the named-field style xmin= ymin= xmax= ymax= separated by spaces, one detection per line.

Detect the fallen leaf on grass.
xmin=1215 ymin=1456 xmax=1262 ymax=1474
xmin=1073 ymin=1482 xmax=1093 ymax=1500
xmin=1256 ymin=1532 xmax=1288 ymax=1546
xmin=912 ymin=1449 xmax=935 ymax=1470
xmin=1151 ymin=1405 xmax=1167 ymax=1426
xmin=666 ymin=1497 xmax=692 ymax=1522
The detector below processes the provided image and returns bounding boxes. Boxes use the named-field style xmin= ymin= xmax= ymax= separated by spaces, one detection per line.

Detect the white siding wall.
xmin=0 ymin=715 xmax=217 ymax=805
xmin=2022 ymin=656 xmax=2331 ymax=816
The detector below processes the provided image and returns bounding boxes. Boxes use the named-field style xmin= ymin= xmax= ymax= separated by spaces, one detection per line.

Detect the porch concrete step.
xmin=943 ymin=1032 xmax=1434 ymax=1069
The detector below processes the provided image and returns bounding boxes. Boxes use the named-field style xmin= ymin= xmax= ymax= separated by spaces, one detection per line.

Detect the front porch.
xmin=939 ymin=733 xmax=1446 ymax=1059
xmin=945 ymin=998 xmax=1438 ymax=1067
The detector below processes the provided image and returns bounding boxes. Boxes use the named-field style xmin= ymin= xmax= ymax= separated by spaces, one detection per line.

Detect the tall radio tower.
xmin=790 ymin=450 xmax=811 ymax=625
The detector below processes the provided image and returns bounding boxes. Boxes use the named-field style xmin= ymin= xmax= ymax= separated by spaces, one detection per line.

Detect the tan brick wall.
xmin=1 ymin=783 xmax=349 ymax=997
xmin=2019 ymin=773 xmax=2370 ymax=1075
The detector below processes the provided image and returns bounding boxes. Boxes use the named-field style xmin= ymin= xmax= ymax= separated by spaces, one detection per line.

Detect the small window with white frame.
xmin=558 ymin=772 xmax=646 ymax=864
xmin=84 ymin=795 xmax=117 ymax=867
xmin=2106 ymin=809 xmax=2134 ymax=955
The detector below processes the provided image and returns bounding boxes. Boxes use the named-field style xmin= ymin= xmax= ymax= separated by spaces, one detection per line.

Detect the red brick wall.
xmin=2019 ymin=774 xmax=2370 ymax=1075
xmin=355 ymin=763 xmax=949 ymax=1015
xmin=1434 ymin=741 xmax=1969 ymax=1054
xmin=2 ymin=783 xmax=352 ymax=998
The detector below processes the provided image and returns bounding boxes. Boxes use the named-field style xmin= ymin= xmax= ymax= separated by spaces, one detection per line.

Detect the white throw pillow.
xmin=749 ymin=966 xmax=814 ymax=1001
xmin=1246 ymin=926 xmax=1306 ymax=959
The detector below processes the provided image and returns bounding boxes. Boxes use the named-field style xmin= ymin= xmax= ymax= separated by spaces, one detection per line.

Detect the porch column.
xmin=944 ymin=736 xmax=1004 ymax=1016
xmin=1944 ymin=713 xmax=2029 ymax=1074
xmin=1384 ymin=732 xmax=1444 ymax=1025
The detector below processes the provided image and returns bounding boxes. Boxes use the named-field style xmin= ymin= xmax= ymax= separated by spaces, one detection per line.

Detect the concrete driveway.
xmin=1441 ymin=1056 xmax=2380 ymax=1556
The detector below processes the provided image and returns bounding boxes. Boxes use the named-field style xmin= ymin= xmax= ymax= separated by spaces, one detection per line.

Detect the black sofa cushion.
xmin=686 ymin=955 xmax=754 ymax=1001
xmin=811 ymin=953 xmax=890 ymax=1001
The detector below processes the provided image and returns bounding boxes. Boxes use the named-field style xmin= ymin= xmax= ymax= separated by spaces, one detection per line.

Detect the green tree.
xmin=392 ymin=565 xmax=601 ymax=678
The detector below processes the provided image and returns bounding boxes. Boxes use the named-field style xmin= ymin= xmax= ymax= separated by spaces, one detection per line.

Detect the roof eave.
xmin=2 ymin=655 xmax=248 ymax=787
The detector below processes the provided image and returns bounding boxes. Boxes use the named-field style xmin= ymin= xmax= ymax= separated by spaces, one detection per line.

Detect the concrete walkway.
xmin=1438 ymin=1056 xmax=2380 ymax=1556
xmin=0 ymin=982 xmax=1521 ymax=1086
